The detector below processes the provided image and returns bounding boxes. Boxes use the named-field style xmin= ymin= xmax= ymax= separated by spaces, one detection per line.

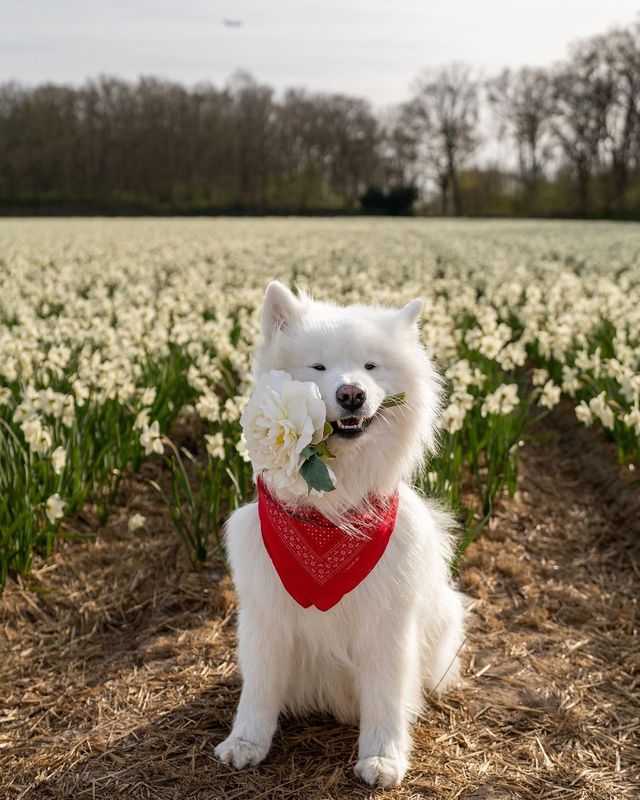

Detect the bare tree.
xmin=1 ymin=20 xmax=640 ymax=219
xmin=407 ymin=64 xmax=479 ymax=215
xmin=551 ymin=46 xmax=613 ymax=215
xmin=487 ymin=67 xmax=553 ymax=203
xmin=595 ymin=26 xmax=640 ymax=209
xmin=376 ymin=107 xmax=420 ymax=192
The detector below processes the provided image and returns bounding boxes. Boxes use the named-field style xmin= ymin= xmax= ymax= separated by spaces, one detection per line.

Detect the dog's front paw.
xmin=354 ymin=755 xmax=408 ymax=788
xmin=215 ymin=735 xmax=269 ymax=769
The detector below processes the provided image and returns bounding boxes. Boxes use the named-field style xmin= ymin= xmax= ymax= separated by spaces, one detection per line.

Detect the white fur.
xmin=215 ymin=282 xmax=466 ymax=788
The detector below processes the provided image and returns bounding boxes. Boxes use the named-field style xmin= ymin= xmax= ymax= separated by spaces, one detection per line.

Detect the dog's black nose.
xmin=336 ymin=384 xmax=366 ymax=411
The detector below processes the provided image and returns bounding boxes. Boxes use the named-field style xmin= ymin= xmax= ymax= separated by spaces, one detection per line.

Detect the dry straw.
xmin=1 ymin=411 xmax=638 ymax=799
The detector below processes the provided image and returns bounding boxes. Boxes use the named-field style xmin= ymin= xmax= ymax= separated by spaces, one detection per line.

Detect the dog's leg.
xmin=215 ymin=607 xmax=291 ymax=770
xmin=354 ymin=615 xmax=420 ymax=788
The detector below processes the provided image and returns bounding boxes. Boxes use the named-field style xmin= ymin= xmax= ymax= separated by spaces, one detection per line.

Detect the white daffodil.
xmin=45 ymin=493 xmax=66 ymax=523
xmin=135 ymin=408 xmax=151 ymax=430
xmin=481 ymin=384 xmax=519 ymax=417
xmin=128 ymin=513 xmax=146 ymax=532
xmin=561 ymin=366 xmax=580 ymax=397
xmin=532 ymin=368 xmax=549 ymax=387
xmin=140 ymin=420 xmax=164 ymax=455
xmin=442 ymin=401 xmax=467 ymax=433
xmin=205 ymin=432 xmax=226 ymax=460
xmin=575 ymin=401 xmax=593 ymax=426
xmin=140 ymin=387 xmax=156 ymax=406
xmin=196 ymin=392 xmax=221 ymax=422
xmin=538 ymin=380 xmax=561 ymax=410
xmin=622 ymin=405 xmax=640 ymax=436
xmin=235 ymin=434 xmax=252 ymax=463
xmin=51 ymin=446 xmax=67 ymax=475
xmin=21 ymin=417 xmax=53 ymax=456
xmin=589 ymin=392 xmax=615 ymax=430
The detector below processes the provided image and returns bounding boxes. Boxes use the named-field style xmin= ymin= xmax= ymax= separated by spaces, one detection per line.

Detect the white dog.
xmin=215 ymin=282 xmax=465 ymax=788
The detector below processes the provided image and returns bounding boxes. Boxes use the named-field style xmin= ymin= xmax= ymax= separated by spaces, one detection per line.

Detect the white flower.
xmin=538 ymin=380 xmax=561 ymax=410
xmin=620 ymin=374 xmax=640 ymax=404
xmin=73 ymin=380 xmax=90 ymax=406
xmin=442 ymin=402 xmax=467 ymax=433
xmin=481 ymin=383 xmax=519 ymax=417
xmin=0 ymin=387 xmax=12 ymax=406
xmin=205 ymin=432 xmax=225 ymax=460
xmin=561 ymin=366 xmax=580 ymax=397
xmin=532 ymin=368 xmax=549 ymax=387
xmin=222 ymin=397 xmax=243 ymax=422
xmin=496 ymin=342 xmax=526 ymax=370
xmin=45 ymin=493 xmax=65 ymax=523
xmin=21 ymin=417 xmax=52 ymax=456
xmin=589 ymin=392 xmax=615 ymax=430
xmin=196 ymin=392 xmax=221 ymax=422
xmin=128 ymin=513 xmax=146 ymax=532
xmin=61 ymin=395 xmax=75 ymax=427
xmin=13 ymin=399 xmax=38 ymax=425
xmin=140 ymin=420 xmax=164 ymax=455
xmin=445 ymin=359 xmax=473 ymax=391
xmin=135 ymin=408 xmax=151 ymax=430
xmin=140 ymin=387 xmax=156 ymax=406
xmin=478 ymin=334 xmax=503 ymax=360
xmin=236 ymin=433 xmax=251 ymax=463
xmin=575 ymin=401 xmax=593 ymax=426
xmin=451 ymin=390 xmax=474 ymax=411
xmin=240 ymin=370 xmax=327 ymax=493
xmin=38 ymin=388 xmax=59 ymax=416
xmin=622 ymin=405 xmax=640 ymax=436
xmin=51 ymin=445 xmax=67 ymax=475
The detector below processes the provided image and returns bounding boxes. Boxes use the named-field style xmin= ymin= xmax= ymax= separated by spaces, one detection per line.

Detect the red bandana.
xmin=257 ymin=478 xmax=399 ymax=611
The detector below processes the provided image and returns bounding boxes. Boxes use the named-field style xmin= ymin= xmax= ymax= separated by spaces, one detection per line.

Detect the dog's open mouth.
xmin=330 ymin=415 xmax=374 ymax=438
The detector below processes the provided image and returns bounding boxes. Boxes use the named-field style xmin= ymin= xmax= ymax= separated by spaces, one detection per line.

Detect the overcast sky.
xmin=2 ymin=0 xmax=638 ymax=108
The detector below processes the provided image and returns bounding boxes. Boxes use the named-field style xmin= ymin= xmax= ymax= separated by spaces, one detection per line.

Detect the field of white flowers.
xmin=1 ymin=217 xmax=639 ymax=588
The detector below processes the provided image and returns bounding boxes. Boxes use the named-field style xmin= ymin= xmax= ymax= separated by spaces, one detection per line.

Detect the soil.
xmin=1 ymin=411 xmax=639 ymax=800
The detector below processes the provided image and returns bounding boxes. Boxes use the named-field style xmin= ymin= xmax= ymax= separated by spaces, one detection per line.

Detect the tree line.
xmin=1 ymin=22 xmax=639 ymax=217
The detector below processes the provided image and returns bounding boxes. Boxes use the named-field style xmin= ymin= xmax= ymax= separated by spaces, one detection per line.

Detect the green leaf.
xmin=313 ymin=440 xmax=336 ymax=460
xmin=381 ymin=391 xmax=407 ymax=408
xmin=301 ymin=441 xmax=336 ymax=462
xmin=300 ymin=445 xmax=316 ymax=460
xmin=300 ymin=453 xmax=335 ymax=493
xmin=323 ymin=420 xmax=333 ymax=439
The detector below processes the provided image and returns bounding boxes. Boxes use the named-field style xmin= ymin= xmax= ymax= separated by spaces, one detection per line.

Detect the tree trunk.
xmin=612 ymin=154 xmax=629 ymax=212
xmin=576 ymin=162 xmax=590 ymax=217
xmin=450 ymin=168 xmax=462 ymax=216
xmin=447 ymin=149 xmax=462 ymax=216
xmin=438 ymin=174 xmax=448 ymax=215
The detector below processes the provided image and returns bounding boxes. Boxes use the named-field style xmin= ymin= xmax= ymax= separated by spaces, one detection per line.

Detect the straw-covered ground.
xmin=1 ymin=410 xmax=639 ymax=800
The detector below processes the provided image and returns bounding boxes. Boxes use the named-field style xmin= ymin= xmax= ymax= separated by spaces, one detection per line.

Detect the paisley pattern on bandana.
xmin=257 ymin=478 xmax=399 ymax=611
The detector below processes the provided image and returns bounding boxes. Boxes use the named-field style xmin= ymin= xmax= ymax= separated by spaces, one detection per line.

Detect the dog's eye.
xmin=311 ymin=364 xmax=326 ymax=371
xmin=364 ymin=363 xmax=377 ymax=370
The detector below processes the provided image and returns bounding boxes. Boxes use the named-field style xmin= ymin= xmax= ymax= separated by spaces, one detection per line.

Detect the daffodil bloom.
xmin=128 ymin=513 xmax=146 ymax=532
xmin=538 ymin=380 xmax=561 ymax=410
xmin=205 ymin=432 xmax=226 ymax=460
xmin=51 ymin=446 xmax=67 ymax=475
xmin=45 ymin=493 xmax=65 ymax=523
xmin=140 ymin=421 xmax=164 ymax=455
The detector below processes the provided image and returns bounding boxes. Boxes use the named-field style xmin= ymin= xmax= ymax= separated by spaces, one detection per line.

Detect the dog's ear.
xmin=397 ymin=298 xmax=424 ymax=329
xmin=262 ymin=281 xmax=301 ymax=342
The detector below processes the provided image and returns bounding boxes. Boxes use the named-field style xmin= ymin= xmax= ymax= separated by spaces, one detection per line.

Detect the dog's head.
xmin=254 ymin=281 xmax=442 ymax=500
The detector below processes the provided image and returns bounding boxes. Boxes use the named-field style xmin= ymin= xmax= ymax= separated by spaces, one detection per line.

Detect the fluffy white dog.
xmin=215 ymin=282 xmax=465 ymax=788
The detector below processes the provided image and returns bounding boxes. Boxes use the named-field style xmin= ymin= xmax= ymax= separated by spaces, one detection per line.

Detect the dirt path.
xmin=1 ymin=415 xmax=639 ymax=800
